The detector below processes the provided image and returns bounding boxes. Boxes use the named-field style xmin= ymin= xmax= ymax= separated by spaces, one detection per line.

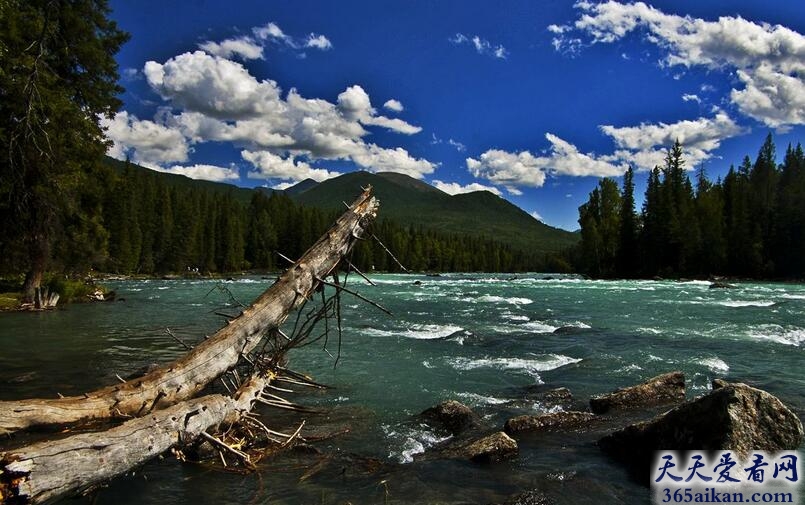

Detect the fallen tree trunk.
xmin=0 ymin=187 xmax=379 ymax=435
xmin=0 ymin=373 xmax=270 ymax=504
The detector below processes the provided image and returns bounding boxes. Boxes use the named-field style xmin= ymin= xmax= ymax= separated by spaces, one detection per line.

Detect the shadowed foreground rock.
xmin=421 ymin=400 xmax=481 ymax=435
xmin=598 ymin=381 xmax=804 ymax=484
xmin=492 ymin=490 xmax=554 ymax=505
xmin=437 ymin=431 xmax=519 ymax=463
xmin=589 ymin=371 xmax=685 ymax=414
xmin=504 ymin=411 xmax=595 ymax=435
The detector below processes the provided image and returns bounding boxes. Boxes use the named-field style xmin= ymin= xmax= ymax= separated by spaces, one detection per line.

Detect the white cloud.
xmin=448 ymin=138 xmax=467 ymax=152
xmin=252 ymin=22 xmax=332 ymax=52
xmin=552 ymin=1 xmax=805 ymax=128
xmin=101 ymin=111 xmax=190 ymax=165
xmin=529 ymin=210 xmax=544 ymax=222
xmin=198 ymin=36 xmax=264 ymax=60
xmin=467 ymin=133 xmax=626 ymax=190
xmin=432 ymin=180 xmax=502 ymax=196
xmin=253 ymin=22 xmax=289 ymax=42
xmin=383 ymin=99 xmax=404 ymax=112
xmin=157 ymin=164 xmax=240 ymax=182
xmin=121 ymin=40 xmax=433 ymax=183
xmin=305 ymin=34 xmax=332 ymax=50
xmin=144 ymin=51 xmax=284 ymax=120
xmin=450 ymin=33 xmax=508 ymax=59
xmin=242 ymin=150 xmax=340 ymax=182
xmin=336 ymin=85 xmax=421 ymax=134
xmin=682 ymin=93 xmax=701 ymax=103
xmin=599 ymin=110 xmax=746 ymax=169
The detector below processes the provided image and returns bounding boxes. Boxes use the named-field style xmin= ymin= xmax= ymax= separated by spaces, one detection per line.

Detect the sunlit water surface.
xmin=1 ymin=274 xmax=804 ymax=504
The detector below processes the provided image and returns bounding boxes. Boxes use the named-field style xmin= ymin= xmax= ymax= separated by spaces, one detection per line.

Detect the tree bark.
xmin=0 ymin=374 xmax=270 ymax=504
xmin=0 ymin=188 xmax=379 ymax=435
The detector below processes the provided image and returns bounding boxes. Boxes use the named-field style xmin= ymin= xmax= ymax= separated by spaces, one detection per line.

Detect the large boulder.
xmin=589 ymin=371 xmax=685 ymax=414
xmin=421 ymin=400 xmax=481 ymax=435
xmin=504 ymin=411 xmax=595 ymax=435
xmin=440 ymin=431 xmax=519 ymax=463
xmin=598 ymin=381 xmax=804 ymax=483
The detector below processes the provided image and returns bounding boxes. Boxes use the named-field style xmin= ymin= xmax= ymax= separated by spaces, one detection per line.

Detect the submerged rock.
xmin=493 ymin=490 xmax=554 ymax=505
xmin=709 ymin=281 xmax=737 ymax=289
xmin=421 ymin=400 xmax=481 ymax=435
xmin=504 ymin=411 xmax=595 ymax=435
xmin=589 ymin=371 xmax=685 ymax=414
xmin=598 ymin=381 xmax=804 ymax=483
xmin=440 ymin=431 xmax=519 ymax=463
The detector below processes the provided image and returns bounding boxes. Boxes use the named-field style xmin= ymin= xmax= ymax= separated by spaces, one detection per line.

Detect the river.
xmin=1 ymin=274 xmax=804 ymax=504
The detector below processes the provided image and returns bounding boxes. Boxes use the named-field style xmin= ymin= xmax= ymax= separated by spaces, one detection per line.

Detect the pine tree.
xmin=0 ymin=0 xmax=129 ymax=300
xmin=617 ymin=166 xmax=639 ymax=277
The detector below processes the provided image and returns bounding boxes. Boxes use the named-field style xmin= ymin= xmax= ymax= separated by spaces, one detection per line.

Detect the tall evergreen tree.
xmin=0 ymin=0 xmax=129 ymax=300
xmin=617 ymin=166 xmax=639 ymax=277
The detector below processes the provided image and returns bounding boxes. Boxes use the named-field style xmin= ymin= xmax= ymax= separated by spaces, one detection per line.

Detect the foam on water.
xmin=781 ymin=293 xmax=805 ymax=300
xmin=383 ymin=425 xmax=452 ymax=464
xmin=476 ymin=295 xmax=533 ymax=305
xmin=694 ymin=356 xmax=729 ymax=373
xmin=522 ymin=321 xmax=559 ymax=333
xmin=747 ymin=324 xmax=805 ymax=346
xmin=447 ymin=354 xmax=581 ymax=375
xmin=718 ymin=300 xmax=776 ymax=307
xmin=455 ymin=391 xmax=510 ymax=406
xmin=362 ymin=324 xmax=464 ymax=340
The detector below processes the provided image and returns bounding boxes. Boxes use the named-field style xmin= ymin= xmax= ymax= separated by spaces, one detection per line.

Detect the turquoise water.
xmin=1 ymin=274 xmax=804 ymax=504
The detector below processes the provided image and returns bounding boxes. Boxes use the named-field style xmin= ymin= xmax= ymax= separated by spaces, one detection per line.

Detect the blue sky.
xmin=106 ymin=0 xmax=805 ymax=230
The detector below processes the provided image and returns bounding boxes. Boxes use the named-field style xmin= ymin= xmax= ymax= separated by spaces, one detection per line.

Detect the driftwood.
xmin=0 ymin=187 xmax=380 ymax=504
xmin=1 ymin=375 xmax=269 ymax=504
xmin=0 ymin=188 xmax=379 ymax=435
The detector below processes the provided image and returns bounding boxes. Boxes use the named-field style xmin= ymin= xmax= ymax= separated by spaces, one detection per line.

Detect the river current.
xmin=1 ymin=274 xmax=803 ymax=504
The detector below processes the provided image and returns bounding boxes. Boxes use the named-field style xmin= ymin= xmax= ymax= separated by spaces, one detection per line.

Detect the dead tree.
xmin=0 ymin=188 xmax=381 ymax=504
xmin=0 ymin=188 xmax=378 ymax=435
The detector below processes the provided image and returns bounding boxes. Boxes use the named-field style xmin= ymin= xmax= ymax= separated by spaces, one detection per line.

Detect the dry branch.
xmin=0 ymin=374 xmax=270 ymax=504
xmin=0 ymin=188 xmax=379 ymax=435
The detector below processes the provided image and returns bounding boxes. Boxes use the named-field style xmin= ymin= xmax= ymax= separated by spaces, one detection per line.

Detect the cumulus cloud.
xmin=383 ymin=99 xmax=404 ymax=112
xmin=157 ymin=164 xmax=240 ymax=182
xmin=242 ymin=150 xmax=340 ymax=182
xmin=101 ymin=111 xmax=190 ymax=165
xmin=198 ymin=36 xmax=264 ymax=60
xmin=110 ymin=48 xmax=432 ymax=183
xmin=431 ymin=180 xmax=502 ymax=196
xmin=682 ymin=93 xmax=701 ymax=103
xmin=466 ymin=133 xmax=626 ymax=190
xmin=144 ymin=51 xmax=285 ymax=120
xmin=600 ymin=110 xmax=747 ymax=168
xmin=336 ymin=85 xmax=422 ymax=134
xmin=450 ymin=33 xmax=508 ymax=59
xmin=551 ymin=1 xmax=805 ymax=128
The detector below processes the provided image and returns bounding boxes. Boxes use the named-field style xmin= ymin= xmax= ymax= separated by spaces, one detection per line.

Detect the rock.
xmin=589 ymin=371 xmax=685 ymax=414
xmin=542 ymin=387 xmax=573 ymax=403
xmin=421 ymin=400 xmax=481 ymax=435
xmin=442 ymin=431 xmax=519 ymax=463
xmin=504 ymin=411 xmax=595 ymax=435
xmin=495 ymin=490 xmax=554 ymax=505
xmin=413 ymin=280 xmax=423 ymax=286
xmin=709 ymin=281 xmax=736 ymax=289
xmin=598 ymin=382 xmax=804 ymax=484
xmin=712 ymin=378 xmax=729 ymax=390
xmin=552 ymin=325 xmax=588 ymax=335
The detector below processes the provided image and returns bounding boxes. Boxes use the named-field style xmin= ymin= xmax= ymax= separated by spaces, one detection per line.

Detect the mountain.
xmin=104 ymin=156 xmax=259 ymax=206
xmin=284 ymin=178 xmax=319 ymax=196
xmin=293 ymin=171 xmax=577 ymax=255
